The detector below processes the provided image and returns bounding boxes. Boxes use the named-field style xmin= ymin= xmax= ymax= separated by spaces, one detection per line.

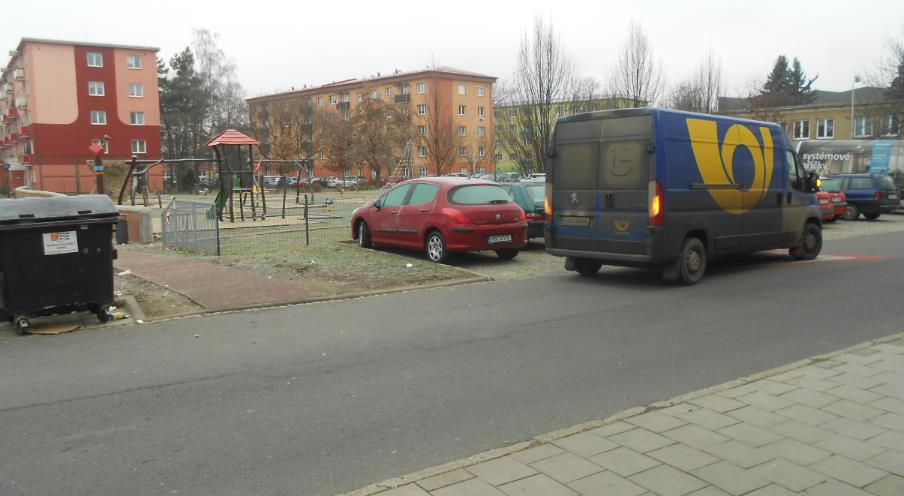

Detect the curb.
xmin=121 ymin=274 xmax=492 ymax=326
xmin=335 ymin=331 xmax=904 ymax=496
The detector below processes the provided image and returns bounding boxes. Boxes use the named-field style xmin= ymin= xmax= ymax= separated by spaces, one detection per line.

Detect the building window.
xmin=458 ymin=84 xmax=466 ymax=96
xmin=370 ymin=90 xmax=378 ymax=99
xmin=418 ymin=125 xmax=427 ymax=136
xmin=128 ymin=83 xmax=144 ymax=97
xmin=130 ymin=111 xmax=145 ymax=125
xmin=91 ymin=139 xmax=109 ymax=154
xmin=386 ymin=87 xmax=392 ymax=97
xmin=495 ymin=153 xmax=503 ymax=162
xmin=417 ymin=104 xmax=427 ymax=115
xmin=458 ymin=105 xmax=466 ymax=116
xmin=477 ymin=86 xmax=485 ymax=97
xmin=816 ymin=118 xmax=834 ymax=139
xmin=417 ymin=82 xmax=426 ymax=94
xmin=317 ymin=96 xmax=324 ymax=106
xmin=342 ymin=93 xmax=350 ymax=102
xmin=418 ymin=146 xmax=427 ymax=158
xmin=477 ymin=106 xmax=485 ymax=117
xmin=509 ymin=124 xmax=517 ymax=133
xmin=126 ymin=55 xmax=142 ymax=69
xmin=419 ymin=167 xmax=428 ymax=177
xmin=329 ymin=95 xmax=337 ymax=104
xmin=90 ymin=110 xmax=107 ymax=125
xmin=853 ymin=116 xmax=873 ymax=138
xmin=87 ymin=52 xmax=103 ymax=67
xmin=88 ymin=81 xmax=105 ymax=96
xmin=793 ymin=120 xmax=810 ymax=140
xmin=459 ymin=147 xmax=467 ymax=157
xmin=401 ymin=85 xmax=409 ymax=95
xmin=131 ymin=139 xmax=147 ymax=154
xmin=509 ymin=110 xmax=516 ymax=118
xmin=880 ymin=115 xmax=900 ymax=137
xmin=478 ymin=147 xmax=486 ymax=157
xmin=458 ymin=126 xmax=467 ymax=137
xmin=319 ymin=151 xmax=325 ymax=160
xmin=357 ymin=92 xmax=363 ymax=102
xmin=478 ymin=127 xmax=486 ymax=137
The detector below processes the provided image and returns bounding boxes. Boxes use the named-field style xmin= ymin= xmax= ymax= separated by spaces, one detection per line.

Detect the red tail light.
xmin=518 ymin=209 xmax=527 ymax=221
xmin=648 ymin=180 xmax=663 ymax=226
xmin=875 ymin=191 xmax=882 ymax=202
xmin=525 ymin=212 xmax=545 ymax=221
xmin=441 ymin=208 xmax=470 ymax=224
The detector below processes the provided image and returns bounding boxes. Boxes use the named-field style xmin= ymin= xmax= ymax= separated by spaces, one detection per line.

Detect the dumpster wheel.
xmin=96 ymin=305 xmax=112 ymax=324
xmin=13 ymin=316 xmax=30 ymax=335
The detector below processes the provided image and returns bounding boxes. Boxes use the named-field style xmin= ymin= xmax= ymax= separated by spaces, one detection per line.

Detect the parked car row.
xmin=821 ymin=174 xmax=898 ymax=221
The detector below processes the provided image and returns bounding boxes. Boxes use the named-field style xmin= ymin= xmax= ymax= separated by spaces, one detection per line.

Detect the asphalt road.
xmin=2 ymin=230 xmax=903 ymax=496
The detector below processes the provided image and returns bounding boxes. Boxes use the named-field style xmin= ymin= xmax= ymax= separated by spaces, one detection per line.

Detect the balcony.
xmin=395 ymin=94 xmax=410 ymax=103
xmin=18 ymin=125 xmax=29 ymax=137
xmin=14 ymin=68 xmax=24 ymax=80
xmin=8 ymin=133 xmax=17 ymax=140
xmin=336 ymin=102 xmax=350 ymax=111
xmin=14 ymin=96 xmax=26 ymax=109
xmin=21 ymin=154 xmax=30 ymax=163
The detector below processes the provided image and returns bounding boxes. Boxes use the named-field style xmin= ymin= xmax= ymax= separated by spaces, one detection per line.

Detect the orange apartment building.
xmin=247 ymin=67 xmax=497 ymax=179
xmin=1 ymin=38 xmax=163 ymax=193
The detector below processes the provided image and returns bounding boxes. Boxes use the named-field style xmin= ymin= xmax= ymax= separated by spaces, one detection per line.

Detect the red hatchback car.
xmin=351 ymin=177 xmax=528 ymax=263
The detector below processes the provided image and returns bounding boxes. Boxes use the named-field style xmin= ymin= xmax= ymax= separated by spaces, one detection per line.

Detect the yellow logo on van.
xmin=686 ymin=118 xmax=774 ymax=214
xmin=613 ymin=219 xmax=631 ymax=234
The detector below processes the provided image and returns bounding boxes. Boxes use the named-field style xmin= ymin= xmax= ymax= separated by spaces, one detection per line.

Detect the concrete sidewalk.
xmin=348 ymin=335 xmax=904 ymax=496
xmin=115 ymin=250 xmax=314 ymax=311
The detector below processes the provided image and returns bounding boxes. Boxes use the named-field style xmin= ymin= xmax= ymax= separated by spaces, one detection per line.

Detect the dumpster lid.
xmin=0 ymin=195 xmax=118 ymax=223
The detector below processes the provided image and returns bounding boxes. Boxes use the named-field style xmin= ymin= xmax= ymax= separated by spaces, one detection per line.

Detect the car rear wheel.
xmin=495 ymin=249 xmax=519 ymax=260
xmin=790 ymin=222 xmax=822 ymax=261
xmin=843 ymin=204 xmax=860 ymax=221
xmin=574 ymin=259 xmax=602 ymax=276
xmin=357 ymin=220 xmax=372 ymax=248
xmin=864 ymin=213 xmax=880 ymax=220
xmin=425 ymin=230 xmax=448 ymax=263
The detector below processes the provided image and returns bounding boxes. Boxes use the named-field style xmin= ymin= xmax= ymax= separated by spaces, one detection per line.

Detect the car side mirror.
xmin=374 ymin=199 xmax=383 ymax=211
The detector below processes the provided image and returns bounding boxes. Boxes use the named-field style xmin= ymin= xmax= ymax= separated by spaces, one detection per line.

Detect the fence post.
xmin=304 ymin=194 xmax=310 ymax=246
xmin=215 ymin=204 xmax=221 ymax=256
xmin=281 ymin=174 xmax=287 ymax=219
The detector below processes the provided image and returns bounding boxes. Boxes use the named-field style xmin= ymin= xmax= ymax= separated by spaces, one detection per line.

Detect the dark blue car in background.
xmin=825 ymin=174 xmax=898 ymax=220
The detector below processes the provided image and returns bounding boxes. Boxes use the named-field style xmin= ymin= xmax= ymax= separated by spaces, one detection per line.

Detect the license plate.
xmin=560 ymin=216 xmax=590 ymax=227
xmin=488 ymin=234 xmax=512 ymax=244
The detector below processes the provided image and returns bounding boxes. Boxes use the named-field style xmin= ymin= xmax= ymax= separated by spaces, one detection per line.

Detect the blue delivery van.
xmin=545 ymin=108 xmax=823 ymax=284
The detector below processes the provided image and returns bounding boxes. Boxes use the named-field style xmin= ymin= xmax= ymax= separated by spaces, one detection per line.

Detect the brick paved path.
xmin=352 ymin=336 xmax=904 ymax=496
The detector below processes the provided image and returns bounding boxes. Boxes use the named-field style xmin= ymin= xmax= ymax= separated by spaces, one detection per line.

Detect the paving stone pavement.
xmin=346 ymin=335 xmax=904 ymax=496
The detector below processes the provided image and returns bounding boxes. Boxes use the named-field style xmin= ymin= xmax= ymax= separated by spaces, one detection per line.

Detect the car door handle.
xmin=604 ymin=192 xmax=614 ymax=209
xmin=419 ymin=208 xmax=429 ymax=213
xmin=391 ymin=209 xmax=399 ymax=214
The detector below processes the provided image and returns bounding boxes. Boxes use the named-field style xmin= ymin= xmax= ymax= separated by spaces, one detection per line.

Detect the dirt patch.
xmin=114 ymin=272 xmax=203 ymax=319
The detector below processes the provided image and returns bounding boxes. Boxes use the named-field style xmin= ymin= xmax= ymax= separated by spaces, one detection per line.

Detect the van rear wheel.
xmin=574 ymin=259 xmax=602 ymax=276
xmin=673 ymin=237 xmax=706 ymax=285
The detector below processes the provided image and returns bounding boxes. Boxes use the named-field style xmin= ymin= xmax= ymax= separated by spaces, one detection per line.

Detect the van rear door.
xmin=549 ymin=120 xmax=602 ymax=252
xmin=596 ymin=116 xmax=652 ymax=254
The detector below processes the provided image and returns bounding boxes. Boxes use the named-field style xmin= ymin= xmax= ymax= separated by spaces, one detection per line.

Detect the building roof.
xmin=3 ymin=37 xmax=159 ymax=79
xmin=247 ymin=66 xmax=497 ymax=103
xmin=719 ymin=87 xmax=896 ymax=113
xmin=206 ymin=129 xmax=259 ymax=148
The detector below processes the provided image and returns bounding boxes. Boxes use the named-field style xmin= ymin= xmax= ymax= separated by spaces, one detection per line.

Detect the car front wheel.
xmin=425 ymin=230 xmax=448 ymax=263
xmin=357 ymin=220 xmax=372 ymax=248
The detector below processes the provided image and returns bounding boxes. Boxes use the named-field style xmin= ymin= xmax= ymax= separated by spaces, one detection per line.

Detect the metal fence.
xmin=162 ymin=199 xmax=220 ymax=255
xmin=161 ymin=195 xmax=364 ymax=257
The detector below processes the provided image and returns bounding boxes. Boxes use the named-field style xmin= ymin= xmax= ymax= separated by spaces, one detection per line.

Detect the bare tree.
xmin=495 ymin=18 xmax=580 ymax=174
xmin=353 ymin=96 xmax=413 ymax=181
xmin=421 ymin=81 xmax=460 ymax=176
xmin=667 ymin=50 xmax=723 ymax=113
xmin=609 ymin=21 xmax=664 ymax=107
xmin=313 ymin=107 xmax=358 ymax=177
xmin=192 ymin=29 xmax=249 ymax=132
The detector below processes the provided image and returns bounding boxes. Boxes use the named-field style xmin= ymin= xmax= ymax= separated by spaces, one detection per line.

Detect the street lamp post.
xmin=851 ymin=76 xmax=862 ymax=139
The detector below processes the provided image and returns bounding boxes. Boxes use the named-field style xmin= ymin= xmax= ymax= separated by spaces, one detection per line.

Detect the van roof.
xmin=556 ymin=107 xmax=782 ymax=130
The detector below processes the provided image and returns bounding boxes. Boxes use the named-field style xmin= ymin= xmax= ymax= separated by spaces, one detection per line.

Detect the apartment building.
xmin=719 ymin=87 xmax=903 ymax=144
xmin=1 ymin=38 xmax=162 ymax=193
xmin=247 ymin=67 xmax=496 ymax=179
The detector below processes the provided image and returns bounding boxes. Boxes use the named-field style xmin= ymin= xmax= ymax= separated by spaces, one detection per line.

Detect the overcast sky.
xmin=6 ymin=0 xmax=903 ymax=99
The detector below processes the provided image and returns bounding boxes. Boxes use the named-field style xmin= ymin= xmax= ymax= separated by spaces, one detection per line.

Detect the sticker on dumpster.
xmin=43 ymin=231 xmax=78 ymax=255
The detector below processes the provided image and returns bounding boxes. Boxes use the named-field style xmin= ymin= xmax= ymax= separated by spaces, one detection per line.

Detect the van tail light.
xmin=544 ymin=183 xmax=553 ymax=217
xmin=875 ymin=191 xmax=882 ymax=202
xmin=441 ymin=208 xmax=471 ymax=224
xmin=648 ymin=180 xmax=663 ymax=226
